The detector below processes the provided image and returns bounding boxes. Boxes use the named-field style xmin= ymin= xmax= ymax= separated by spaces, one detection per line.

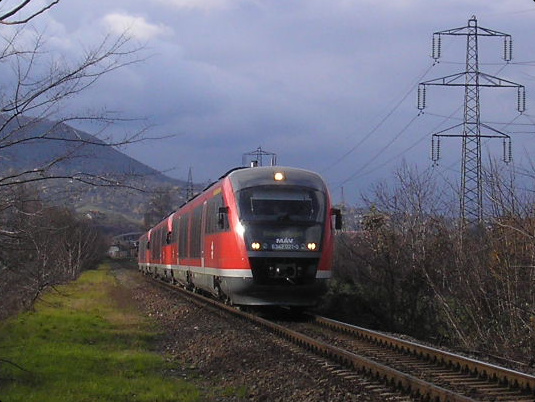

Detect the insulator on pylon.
xmin=503 ymin=35 xmax=512 ymax=62
xmin=431 ymin=135 xmax=440 ymax=164
xmin=432 ymin=34 xmax=441 ymax=60
xmin=418 ymin=84 xmax=426 ymax=110
xmin=517 ymin=86 xmax=526 ymax=113
xmin=503 ymin=138 xmax=512 ymax=163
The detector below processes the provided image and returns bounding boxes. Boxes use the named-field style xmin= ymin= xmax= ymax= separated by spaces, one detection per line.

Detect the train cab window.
xmin=237 ymin=187 xmax=325 ymax=223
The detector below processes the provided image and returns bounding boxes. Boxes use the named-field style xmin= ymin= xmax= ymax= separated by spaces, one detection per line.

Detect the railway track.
xmin=281 ymin=316 xmax=535 ymax=401
xmin=147 ymin=275 xmax=535 ymax=401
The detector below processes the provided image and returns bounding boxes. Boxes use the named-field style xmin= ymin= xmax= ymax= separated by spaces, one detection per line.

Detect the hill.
xmin=0 ymin=115 xmax=191 ymax=233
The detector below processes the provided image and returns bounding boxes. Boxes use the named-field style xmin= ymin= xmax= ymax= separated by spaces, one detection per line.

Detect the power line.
xmin=321 ymin=62 xmax=437 ymax=175
xmin=335 ymin=87 xmax=468 ymax=187
xmin=336 ymin=111 xmax=423 ymax=186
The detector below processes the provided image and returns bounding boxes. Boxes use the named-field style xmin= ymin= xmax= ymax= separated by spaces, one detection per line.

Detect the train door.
xmin=162 ymin=214 xmax=173 ymax=264
xmin=172 ymin=214 xmax=180 ymax=265
xmin=201 ymin=201 xmax=207 ymax=268
xmin=191 ymin=204 xmax=204 ymax=266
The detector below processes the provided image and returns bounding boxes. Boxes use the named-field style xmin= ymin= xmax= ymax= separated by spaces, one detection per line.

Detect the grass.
xmin=0 ymin=262 xmax=201 ymax=402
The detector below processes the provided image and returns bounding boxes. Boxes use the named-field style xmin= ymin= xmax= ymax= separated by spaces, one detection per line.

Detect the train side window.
xmin=166 ymin=231 xmax=172 ymax=244
xmin=172 ymin=215 xmax=180 ymax=245
xmin=218 ymin=207 xmax=229 ymax=230
xmin=206 ymin=193 xmax=229 ymax=233
xmin=153 ymin=227 xmax=163 ymax=259
xmin=220 ymin=205 xmax=229 ymax=231
xmin=205 ymin=198 xmax=216 ymax=234
xmin=190 ymin=205 xmax=203 ymax=258
xmin=179 ymin=214 xmax=189 ymax=257
xmin=138 ymin=239 xmax=146 ymax=260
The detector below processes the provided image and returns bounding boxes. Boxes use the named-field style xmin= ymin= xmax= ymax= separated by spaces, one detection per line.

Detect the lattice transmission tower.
xmin=418 ymin=16 xmax=526 ymax=225
xmin=242 ymin=146 xmax=277 ymax=167
xmin=186 ymin=166 xmax=194 ymax=200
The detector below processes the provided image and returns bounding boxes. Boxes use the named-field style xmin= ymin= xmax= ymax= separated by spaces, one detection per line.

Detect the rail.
xmin=147 ymin=275 xmax=535 ymax=401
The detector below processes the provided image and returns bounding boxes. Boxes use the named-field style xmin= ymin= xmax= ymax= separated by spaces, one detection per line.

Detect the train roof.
xmin=178 ymin=166 xmax=329 ymax=211
xmin=142 ymin=166 xmax=331 ymax=237
xmin=225 ymin=166 xmax=328 ymax=192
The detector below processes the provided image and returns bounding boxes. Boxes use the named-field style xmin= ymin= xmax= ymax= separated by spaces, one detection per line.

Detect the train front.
xmin=225 ymin=166 xmax=336 ymax=307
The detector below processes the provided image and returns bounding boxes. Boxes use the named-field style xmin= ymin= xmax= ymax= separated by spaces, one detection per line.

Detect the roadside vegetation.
xmin=0 ymin=0 xmax=145 ymax=321
xmin=0 ymin=262 xmax=200 ymax=402
xmin=0 ymin=185 xmax=108 ymax=320
xmin=321 ymin=162 xmax=535 ymax=365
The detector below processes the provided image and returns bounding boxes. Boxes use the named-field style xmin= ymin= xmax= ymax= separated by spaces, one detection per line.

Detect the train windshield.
xmin=237 ymin=186 xmax=325 ymax=223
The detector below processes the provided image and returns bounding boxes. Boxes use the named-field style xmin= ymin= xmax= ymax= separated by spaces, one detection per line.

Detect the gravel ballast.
xmin=112 ymin=264 xmax=398 ymax=401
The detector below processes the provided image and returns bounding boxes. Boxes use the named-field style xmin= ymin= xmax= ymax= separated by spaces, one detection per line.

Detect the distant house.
xmin=107 ymin=245 xmax=125 ymax=259
xmin=108 ymin=232 xmax=143 ymax=259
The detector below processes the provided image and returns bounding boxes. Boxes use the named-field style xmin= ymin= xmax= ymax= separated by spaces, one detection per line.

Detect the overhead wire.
xmin=323 ymin=34 xmax=471 ymax=189
xmin=336 ymin=111 xmax=422 ymax=186
xmin=336 ymin=98 xmax=466 ymax=187
xmin=320 ymin=61 xmax=438 ymax=175
xmin=326 ymin=20 xmax=533 ymax=195
xmin=328 ymin=42 xmax=467 ymax=186
xmin=335 ymin=68 xmax=473 ymax=187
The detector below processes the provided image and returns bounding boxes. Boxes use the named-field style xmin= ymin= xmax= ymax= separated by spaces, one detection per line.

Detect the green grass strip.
xmin=0 ymin=262 xmax=200 ymax=402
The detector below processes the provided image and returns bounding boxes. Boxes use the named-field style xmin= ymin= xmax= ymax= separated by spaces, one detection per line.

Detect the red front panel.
xmin=316 ymin=196 xmax=335 ymax=275
xmin=203 ymin=178 xmax=250 ymax=271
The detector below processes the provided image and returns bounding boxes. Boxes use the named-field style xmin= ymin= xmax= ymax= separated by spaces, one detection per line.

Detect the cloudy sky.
xmin=20 ymin=0 xmax=535 ymax=202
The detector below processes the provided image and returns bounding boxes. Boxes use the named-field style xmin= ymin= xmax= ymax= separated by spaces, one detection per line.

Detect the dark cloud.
xmin=32 ymin=0 xmax=535 ymax=202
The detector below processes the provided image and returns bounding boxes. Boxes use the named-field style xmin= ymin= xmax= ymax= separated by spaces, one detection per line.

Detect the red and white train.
xmin=138 ymin=165 xmax=341 ymax=307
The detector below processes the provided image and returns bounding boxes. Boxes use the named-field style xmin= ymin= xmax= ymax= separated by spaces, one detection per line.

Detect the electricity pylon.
xmin=186 ymin=167 xmax=194 ymax=200
xmin=242 ymin=146 xmax=277 ymax=167
xmin=418 ymin=16 xmax=525 ymax=225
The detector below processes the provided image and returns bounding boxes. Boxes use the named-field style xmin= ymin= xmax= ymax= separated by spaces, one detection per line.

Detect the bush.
xmin=0 ymin=186 xmax=107 ymax=319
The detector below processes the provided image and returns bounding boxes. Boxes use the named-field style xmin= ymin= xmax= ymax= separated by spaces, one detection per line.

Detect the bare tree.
xmin=326 ymin=159 xmax=535 ymax=363
xmin=0 ymin=29 xmax=146 ymax=189
xmin=0 ymin=1 xmax=152 ymax=321
xmin=324 ymin=163 xmax=452 ymax=337
xmin=0 ymin=1 xmax=60 ymax=26
xmin=479 ymin=162 xmax=535 ymax=357
xmin=0 ymin=186 xmax=106 ymax=319
xmin=143 ymin=186 xmax=182 ymax=229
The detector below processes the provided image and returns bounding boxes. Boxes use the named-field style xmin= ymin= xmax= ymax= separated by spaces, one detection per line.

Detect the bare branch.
xmin=1 ymin=33 xmax=145 ymax=118
xmin=0 ymin=0 xmax=60 ymax=25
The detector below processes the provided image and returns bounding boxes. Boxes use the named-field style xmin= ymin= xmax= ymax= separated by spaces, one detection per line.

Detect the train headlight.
xmin=251 ymin=242 xmax=261 ymax=250
xmin=236 ymin=222 xmax=245 ymax=236
xmin=274 ymin=172 xmax=285 ymax=181
xmin=307 ymin=242 xmax=317 ymax=251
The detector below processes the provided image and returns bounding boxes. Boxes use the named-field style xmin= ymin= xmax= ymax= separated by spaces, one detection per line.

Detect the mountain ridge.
xmin=0 ymin=115 xmax=189 ymax=233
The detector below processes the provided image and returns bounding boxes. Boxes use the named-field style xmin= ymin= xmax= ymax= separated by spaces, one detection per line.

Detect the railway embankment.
xmin=0 ymin=261 xmax=199 ymax=402
xmin=0 ymin=260 xmax=384 ymax=401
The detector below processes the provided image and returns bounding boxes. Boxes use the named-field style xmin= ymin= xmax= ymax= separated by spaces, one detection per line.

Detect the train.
xmin=138 ymin=165 xmax=341 ymax=307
